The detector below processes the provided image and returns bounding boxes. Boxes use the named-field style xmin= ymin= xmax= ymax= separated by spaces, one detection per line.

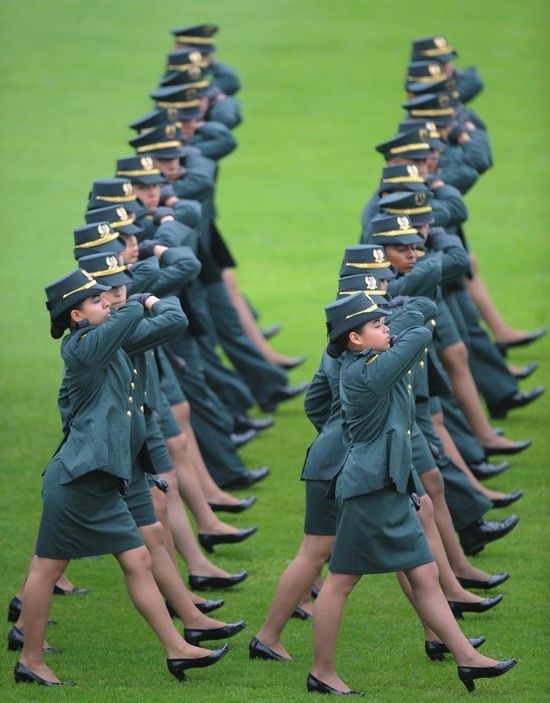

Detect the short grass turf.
xmin=0 ymin=0 xmax=549 ymax=701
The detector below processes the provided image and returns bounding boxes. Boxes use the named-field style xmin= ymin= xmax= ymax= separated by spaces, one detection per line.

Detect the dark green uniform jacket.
xmin=337 ymin=314 xmax=432 ymax=499
xmin=55 ymin=302 xmax=144 ymax=483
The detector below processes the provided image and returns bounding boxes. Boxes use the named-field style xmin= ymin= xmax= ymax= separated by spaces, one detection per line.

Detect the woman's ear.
xmin=70 ymin=308 xmax=84 ymax=324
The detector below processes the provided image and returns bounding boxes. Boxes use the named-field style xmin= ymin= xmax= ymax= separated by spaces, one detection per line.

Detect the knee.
xmin=408 ymin=561 xmax=439 ymax=589
xmin=167 ymin=434 xmax=187 ymax=462
xmin=143 ymin=522 xmax=166 ymax=552
xmin=418 ymin=494 xmax=434 ymax=523
xmin=122 ymin=545 xmax=153 ymax=577
xmin=444 ymin=342 xmax=469 ymax=368
xmin=422 ymin=470 xmax=445 ymax=500
xmin=152 ymin=490 xmax=168 ymax=524
xmin=297 ymin=538 xmax=333 ymax=569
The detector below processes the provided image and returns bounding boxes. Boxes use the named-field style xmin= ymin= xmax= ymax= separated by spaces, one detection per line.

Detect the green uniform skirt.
xmin=36 ymin=457 xmax=143 ymax=559
xmin=330 ymin=484 xmax=432 ymax=575
xmin=125 ymin=462 xmax=158 ymax=528
xmin=304 ymin=480 xmax=337 ymax=536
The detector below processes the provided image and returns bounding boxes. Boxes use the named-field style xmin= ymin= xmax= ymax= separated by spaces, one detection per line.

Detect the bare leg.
xmin=163 ymin=472 xmax=235 ymax=579
xmin=432 ymin=412 xmax=510 ymax=503
xmin=114 ymin=545 xmax=210 ymax=659
xmin=167 ymin=433 xmax=243 ymax=535
xmin=311 ymin=572 xmax=361 ymax=692
xmin=19 ymin=556 xmax=68 ymax=682
xmin=417 ymin=483 xmax=481 ymax=603
xmin=396 ymin=571 xmax=437 ymax=640
xmin=171 ymin=401 xmax=242 ymax=507
xmin=438 ymin=343 xmax=519 ymax=449
xmin=466 ymin=257 xmax=532 ymax=342
xmin=404 ymin=562 xmax=499 ymax=667
xmin=255 ymin=534 xmax=334 ymax=658
xmin=139 ymin=522 xmax=228 ymax=631
xmin=222 ymin=269 xmax=297 ymax=366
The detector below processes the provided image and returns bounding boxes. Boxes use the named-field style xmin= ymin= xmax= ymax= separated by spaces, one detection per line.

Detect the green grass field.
xmin=0 ymin=0 xmax=549 ymax=700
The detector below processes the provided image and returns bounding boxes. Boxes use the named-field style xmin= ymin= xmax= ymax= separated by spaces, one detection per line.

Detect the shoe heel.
xmin=198 ymin=535 xmax=214 ymax=553
xmin=428 ymin=652 xmax=445 ymax=662
xmin=462 ymin=677 xmax=475 ymax=693
xmin=8 ymin=639 xmax=20 ymax=652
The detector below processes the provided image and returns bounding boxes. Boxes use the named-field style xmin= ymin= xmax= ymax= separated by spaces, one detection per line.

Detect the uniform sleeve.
xmin=456 ymin=66 xmax=484 ymax=104
xmin=150 ymin=247 xmax=201 ymax=296
xmin=388 ymin=255 xmax=442 ymax=298
xmin=427 ymin=229 xmax=471 ymax=284
xmin=63 ymin=302 xmax=144 ymax=369
xmin=210 ymin=61 xmax=241 ymax=96
xmin=208 ymin=96 xmax=243 ymax=130
xmin=430 ymin=199 xmax=451 ymax=228
xmin=367 ymin=325 xmax=433 ymax=393
xmin=438 ymin=150 xmax=479 ymax=194
xmin=153 ymin=220 xmax=195 ymax=248
xmin=127 ymin=258 xmax=160 ymax=295
xmin=172 ymin=154 xmax=215 ymax=201
xmin=191 ymin=121 xmax=238 ymax=160
xmin=464 ymin=130 xmax=493 ymax=173
xmin=304 ymin=365 xmax=332 ymax=431
xmin=123 ymin=298 xmax=188 ymax=354
xmin=387 ymin=307 xmax=429 ymax=336
xmin=433 ymin=184 xmax=468 ymax=227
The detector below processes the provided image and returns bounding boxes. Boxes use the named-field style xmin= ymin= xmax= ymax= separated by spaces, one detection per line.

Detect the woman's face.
xmin=101 ymin=285 xmax=127 ymax=310
xmin=122 ymin=234 xmax=139 ymax=264
xmin=71 ymin=294 xmax=111 ymax=327
xmin=384 ymin=244 xmax=418 ymax=274
xmin=349 ymin=317 xmax=390 ymax=352
xmin=133 ymin=183 xmax=161 ymax=211
xmin=153 ymin=157 xmax=181 ymax=182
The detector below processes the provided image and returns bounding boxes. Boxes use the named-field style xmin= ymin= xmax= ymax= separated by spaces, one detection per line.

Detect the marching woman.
xmin=14 ymin=269 xmax=228 ymax=686
xmin=308 ymin=291 xmax=516 ymax=695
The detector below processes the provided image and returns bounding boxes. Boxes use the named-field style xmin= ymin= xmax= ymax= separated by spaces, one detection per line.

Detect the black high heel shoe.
xmin=8 ymin=596 xmax=22 ymax=623
xmin=491 ymin=491 xmax=523 ymax=508
xmin=184 ymin=620 xmax=246 ymax=645
xmin=53 ymin=585 xmax=90 ymax=596
xmin=7 ymin=627 xmax=63 ymax=654
xmin=14 ymin=662 xmax=76 ymax=686
xmin=291 ymin=606 xmax=311 ymax=620
xmin=457 ymin=658 xmax=517 ymax=692
xmin=198 ymin=527 xmax=257 ymax=553
xmin=7 ymin=596 xmax=58 ymax=626
xmin=456 ymin=573 xmax=509 ymax=590
xmin=167 ymin=644 xmax=229 ymax=681
xmin=425 ymin=636 xmax=485 ymax=661
xmin=306 ymin=673 xmax=364 ymax=696
xmin=208 ymin=496 xmax=257 ymax=513
xmin=249 ymin=636 xmax=291 ymax=661
xmin=449 ymin=594 xmax=503 ymax=619
xmin=188 ymin=571 xmax=248 ymax=591
xmin=195 ymin=599 xmax=225 ymax=614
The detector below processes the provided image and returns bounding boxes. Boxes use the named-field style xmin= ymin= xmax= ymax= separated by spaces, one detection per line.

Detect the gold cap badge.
xmin=398 ymin=216 xmax=411 ymax=230
xmin=364 ymin=275 xmax=378 ymax=290
xmin=122 ymin=182 xmax=133 ymax=196
xmin=373 ymin=248 xmax=385 ymax=263
xmin=414 ymin=192 xmax=427 ymax=205
xmin=98 ymin=223 xmax=111 ymax=237
xmin=106 ymin=256 xmax=119 ymax=269
xmin=140 ymin=156 xmax=154 ymax=170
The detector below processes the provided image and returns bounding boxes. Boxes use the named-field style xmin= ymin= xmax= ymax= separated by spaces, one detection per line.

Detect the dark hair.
xmin=50 ymin=301 xmax=85 ymax=339
xmin=326 ymin=322 xmax=367 ymax=358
